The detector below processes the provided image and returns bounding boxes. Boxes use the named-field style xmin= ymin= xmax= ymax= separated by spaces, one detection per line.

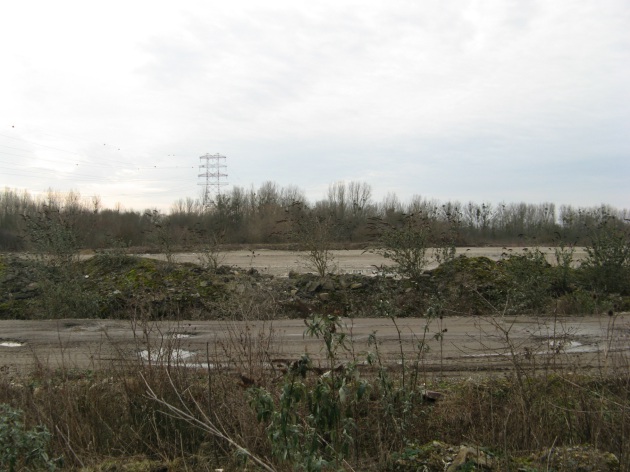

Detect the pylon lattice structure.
xmin=198 ymin=153 xmax=228 ymax=208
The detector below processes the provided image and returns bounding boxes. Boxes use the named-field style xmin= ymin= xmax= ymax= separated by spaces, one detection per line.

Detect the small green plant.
xmin=0 ymin=404 xmax=57 ymax=472
xmin=250 ymin=315 xmax=369 ymax=470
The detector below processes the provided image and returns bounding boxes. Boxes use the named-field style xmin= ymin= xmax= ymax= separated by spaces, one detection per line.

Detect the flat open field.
xmin=1 ymin=314 xmax=627 ymax=377
xmin=136 ymin=246 xmax=589 ymax=276
xmin=3 ymin=247 xmax=621 ymax=378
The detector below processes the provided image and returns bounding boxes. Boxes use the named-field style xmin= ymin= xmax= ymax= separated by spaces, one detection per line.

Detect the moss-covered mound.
xmin=2 ymin=252 xmax=629 ymax=320
xmin=1 ymin=255 xmax=236 ymax=319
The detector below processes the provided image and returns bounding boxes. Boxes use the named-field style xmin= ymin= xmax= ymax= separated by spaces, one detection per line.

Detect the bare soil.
xmin=3 ymin=247 xmax=620 ymax=378
xmin=1 ymin=313 xmax=627 ymax=377
xmin=134 ymin=246 xmax=589 ymax=276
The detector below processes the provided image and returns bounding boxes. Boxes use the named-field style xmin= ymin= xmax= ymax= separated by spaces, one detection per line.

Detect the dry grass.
xmin=1 ymin=311 xmax=629 ymax=471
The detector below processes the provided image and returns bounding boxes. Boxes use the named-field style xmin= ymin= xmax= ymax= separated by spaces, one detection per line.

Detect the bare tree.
xmin=283 ymin=202 xmax=338 ymax=277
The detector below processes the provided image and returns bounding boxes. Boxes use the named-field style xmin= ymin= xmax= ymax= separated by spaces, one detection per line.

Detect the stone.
xmin=321 ymin=279 xmax=335 ymax=291
xmin=532 ymin=445 xmax=620 ymax=472
xmin=306 ymin=281 xmax=321 ymax=292
xmin=422 ymin=390 xmax=443 ymax=402
xmin=446 ymin=445 xmax=493 ymax=471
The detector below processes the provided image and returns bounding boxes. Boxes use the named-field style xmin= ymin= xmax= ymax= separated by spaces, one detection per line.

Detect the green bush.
xmin=431 ymin=256 xmax=504 ymax=315
xmin=581 ymin=215 xmax=630 ymax=294
xmin=551 ymin=243 xmax=577 ymax=295
xmin=250 ymin=315 xmax=369 ymax=470
xmin=0 ymin=404 xmax=57 ymax=471
xmin=499 ymin=248 xmax=553 ymax=313
xmin=432 ymin=252 xmax=554 ymax=315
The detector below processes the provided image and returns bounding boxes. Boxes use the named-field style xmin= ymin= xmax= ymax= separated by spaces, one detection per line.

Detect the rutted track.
xmin=1 ymin=314 xmax=627 ymax=376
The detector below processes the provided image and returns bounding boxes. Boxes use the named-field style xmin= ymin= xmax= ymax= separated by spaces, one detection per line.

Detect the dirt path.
xmin=1 ymin=314 xmax=626 ymax=377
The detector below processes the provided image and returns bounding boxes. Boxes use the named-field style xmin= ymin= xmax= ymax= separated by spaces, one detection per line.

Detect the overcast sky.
xmin=1 ymin=0 xmax=629 ymax=212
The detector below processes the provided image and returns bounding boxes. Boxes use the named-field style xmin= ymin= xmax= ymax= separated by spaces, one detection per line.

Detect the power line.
xmin=1 ymin=125 xmax=205 ymax=207
xmin=198 ymin=153 xmax=228 ymax=208
xmin=0 ymin=130 xmax=155 ymax=168
xmin=1 ymin=125 xmax=198 ymax=174
xmin=0 ymin=147 xmax=195 ymax=171
xmin=0 ymin=167 xmax=196 ymax=184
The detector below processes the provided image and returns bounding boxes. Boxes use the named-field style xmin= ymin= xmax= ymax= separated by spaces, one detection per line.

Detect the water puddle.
xmin=138 ymin=348 xmax=197 ymax=362
xmin=169 ymin=333 xmax=193 ymax=339
xmin=559 ymin=340 xmax=600 ymax=353
xmin=64 ymin=322 xmax=105 ymax=332
xmin=461 ymin=340 xmax=607 ymax=358
xmin=183 ymin=362 xmax=232 ymax=369
xmin=461 ymin=352 xmax=505 ymax=359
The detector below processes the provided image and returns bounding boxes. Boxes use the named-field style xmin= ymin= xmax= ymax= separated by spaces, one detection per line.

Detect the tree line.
xmin=0 ymin=182 xmax=628 ymax=251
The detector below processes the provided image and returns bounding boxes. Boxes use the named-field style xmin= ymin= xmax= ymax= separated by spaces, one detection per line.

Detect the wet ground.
xmin=1 ymin=313 xmax=627 ymax=377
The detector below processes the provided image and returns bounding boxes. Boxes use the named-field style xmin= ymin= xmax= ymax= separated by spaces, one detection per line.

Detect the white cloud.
xmin=1 ymin=0 xmax=628 ymax=210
